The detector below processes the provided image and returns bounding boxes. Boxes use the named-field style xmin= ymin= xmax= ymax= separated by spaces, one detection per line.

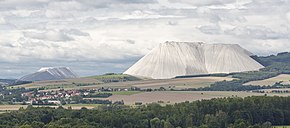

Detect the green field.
xmin=88 ymin=73 xmax=142 ymax=82
xmin=110 ymin=91 xmax=141 ymax=95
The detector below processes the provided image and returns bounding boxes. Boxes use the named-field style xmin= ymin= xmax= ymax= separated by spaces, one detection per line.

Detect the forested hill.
xmin=252 ymin=52 xmax=290 ymax=67
xmin=0 ymin=96 xmax=289 ymax=128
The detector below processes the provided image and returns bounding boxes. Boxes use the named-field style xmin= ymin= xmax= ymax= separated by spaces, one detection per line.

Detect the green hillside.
xmin=87 ymin=73 xmax=142 ymax=83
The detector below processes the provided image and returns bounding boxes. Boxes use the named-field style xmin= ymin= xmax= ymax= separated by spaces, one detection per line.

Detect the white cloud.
xmin=0 ymin=17 xmax=5 ymax=24
xmin=225 ymin=25 xmax=289 ymax=40
xmin=287 ymin=12 xmax=290 ymax=21
xmin=0 ymin=0 xmax=290 ymax=78
xmin=23 ymin=30 xmax=74 ymax=42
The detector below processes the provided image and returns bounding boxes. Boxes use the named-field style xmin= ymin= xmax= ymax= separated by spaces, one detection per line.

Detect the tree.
xmin=163 ymin=120 xmax=174 ymax=128
xmin=31 ymin=121 xmax=44 ymax=128
xmin=150 ymin=117 xmax=161 ymax=128
xmin=231 ymin=119 xmax=248 ymax=128
xmin=19 ymin=124 xmax=32 ymax=128
xmin=261 ymin=122 xmax=272 ymax=128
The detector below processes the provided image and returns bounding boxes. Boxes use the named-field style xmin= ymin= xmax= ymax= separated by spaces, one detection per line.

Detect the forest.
xmin=0 ymin=96 xmax=290 ymax=128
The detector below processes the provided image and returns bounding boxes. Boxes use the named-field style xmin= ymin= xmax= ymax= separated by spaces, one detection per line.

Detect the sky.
xmin=1 ymin=0 xmax=290 ymax=79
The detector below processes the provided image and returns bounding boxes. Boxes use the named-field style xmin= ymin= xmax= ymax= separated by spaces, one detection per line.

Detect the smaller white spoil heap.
xmin=18 ymin=67 xmax=79 ymax=81
xmin=124 ymin=41 xmax=264 ymax=79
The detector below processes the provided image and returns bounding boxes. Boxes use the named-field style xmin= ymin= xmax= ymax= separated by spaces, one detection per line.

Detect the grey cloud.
xmin=1 ymin=0 xmax=290 ymax=78
xmin=22 ymin=29 xmax=90 ymax=42
xmin=126 ymin=39 xmax=135 ymax=44
xmin=73 ymin=0 xmax=158 ymax=9
xmin=225 ymin=25 xmax=289 ymax=40
xmin=245 ymin=0 xmax=290 ymax=14
xmin=23 ymin=30 xmax=74 ymax=42
xmin=168 ymin=20 xmax=178 ymax=26
xmin=198 ymin=24 xmax=221 ymax=35
xmin=196 ymin=7 xmax=247 ymax=23
xmin=61 ymin=29 xmax=90 ymax=37
xmin=168 ymin=0 xmax=236 ymax=6
xmin=0 ymin=23 xmax=15 ymax=30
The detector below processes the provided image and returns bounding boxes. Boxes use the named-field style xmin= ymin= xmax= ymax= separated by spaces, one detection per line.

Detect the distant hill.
xmin=17 ymin=67 xmax=79 ymax=82
xmin=252 ymin=52 xmax=290 ymax=66
xmin=0 ymin=79 xmax=16 ymax=85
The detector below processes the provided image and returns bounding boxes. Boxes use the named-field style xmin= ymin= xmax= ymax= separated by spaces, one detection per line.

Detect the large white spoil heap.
xmin=18 ymin=67 xmax=79 ymax=81
xmin=124 ymin=41 xmax=264 ymax=79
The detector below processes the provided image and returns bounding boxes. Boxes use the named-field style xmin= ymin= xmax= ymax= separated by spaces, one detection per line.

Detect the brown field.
xmin=90 ymin=91 xmax=290 ymax=105
xmin=245 ymin=74 xmax=290 ymax=86
xmin=0 ymin=105 xmax=28 ymax=111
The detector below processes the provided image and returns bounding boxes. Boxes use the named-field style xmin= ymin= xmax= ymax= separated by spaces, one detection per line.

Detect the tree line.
xmin=1 ymin=96 xmax=290 ymax=128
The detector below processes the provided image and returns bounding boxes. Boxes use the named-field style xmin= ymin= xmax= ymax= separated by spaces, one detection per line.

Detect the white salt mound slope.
xmin=124 ymin=41 xmax=264 ymax=79
xmin=18 ymin=67 xmax=79 ymax=81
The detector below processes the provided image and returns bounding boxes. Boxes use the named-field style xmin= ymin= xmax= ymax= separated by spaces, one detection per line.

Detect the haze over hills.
xmin=17 ymin=67 xmax=79 ymax=82
xmin=124 ymin=41 xmax=264 ymax=79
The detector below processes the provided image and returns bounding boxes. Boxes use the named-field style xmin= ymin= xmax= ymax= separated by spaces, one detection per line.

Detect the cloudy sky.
xmin=1 ymin=0 xmax=290 ymax=78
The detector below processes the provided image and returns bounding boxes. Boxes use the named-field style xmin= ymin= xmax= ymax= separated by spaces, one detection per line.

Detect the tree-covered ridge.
xmin=252 ymin=52 xmax=290 ymax=67
xmin=0 ymin=96 xmax=290 ymax=128
xmin=190 ymin=53 xmax=290 ymax=91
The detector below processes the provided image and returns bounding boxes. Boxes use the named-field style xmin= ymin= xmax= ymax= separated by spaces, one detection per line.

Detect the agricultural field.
xmin=110 ymin=91 xmax=141 ymax=95
xmin=0 ymin=105 xmax=28 ymax=111
xmin=244 ymin=74 xmax=290 ymax=86
xmin=88 ymin=76 xmax=235 ymax=90
xmin=9 ymin=76 xmax=234 ymax=91
xmin=95 ymin=91 xmax=290 ymax=105
xmin=0 ymin=104 xmax=105 ymax=111
xmin=63 ymin=104 xmax=104 ymax=109
xmin=10 ymin=77 xmax=103 ymax=89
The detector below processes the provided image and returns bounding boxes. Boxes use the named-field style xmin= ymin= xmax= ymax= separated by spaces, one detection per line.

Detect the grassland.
xmin=88 ymin=73 xmax=142 ymax=82
xmin=244 ymin=74 xmax=290 ymax=86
